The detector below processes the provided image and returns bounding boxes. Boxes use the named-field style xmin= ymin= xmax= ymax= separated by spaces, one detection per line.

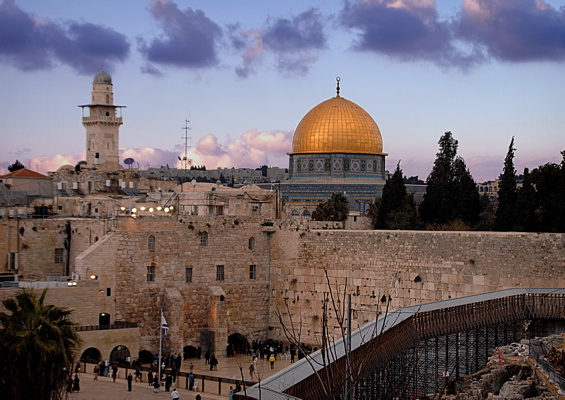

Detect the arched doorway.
xmin=99 ymin=312 xmax=110 ymax=327
xmin=228 ymin=333 xmax=248 ymax=356
xmin=183 ymin=345 xmax=198 ymax=359
xmin=138 ymin=350 xmax=154 ymax=364
xmin=80 ymin=347 xmax=102 ymax=363
xmin=110 ymin=345 xmax=130 ymax=363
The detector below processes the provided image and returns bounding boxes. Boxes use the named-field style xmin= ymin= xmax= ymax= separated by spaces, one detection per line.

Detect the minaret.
xmin=79 ymin=69 xmax=125 ymax=168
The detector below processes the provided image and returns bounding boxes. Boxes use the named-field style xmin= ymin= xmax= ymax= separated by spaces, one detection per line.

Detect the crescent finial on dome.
xmin=336 ymin=76 xmax=341 ymax=97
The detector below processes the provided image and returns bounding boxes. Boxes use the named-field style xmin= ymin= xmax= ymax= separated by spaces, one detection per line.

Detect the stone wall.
xmin=0 ymin=218 xmax=106 ymax=278
xmin=75 ymin=215 xmax=273 ymax=358
xmin=268 ymin=228 xmax=565 ymax=345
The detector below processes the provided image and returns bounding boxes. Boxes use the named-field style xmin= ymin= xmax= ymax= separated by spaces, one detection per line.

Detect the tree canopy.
xmin=0 ymin=289 xmax=82 ymax=400
xmin=312 ymin=192 xmax=349 ymax=222
xmin=8 ymin=160 xmax=25 ymax=172
xmin=419 ymin=132 xmax=481 ymax=228
xmin=495 ymin=137 xmax=517 ymax=231
xmin=373 ymin=163 xmax=419 ymax=229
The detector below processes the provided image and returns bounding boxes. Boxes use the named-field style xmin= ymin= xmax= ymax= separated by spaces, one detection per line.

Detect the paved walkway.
xmin=71 ymin=354 xmax=295 ymax=400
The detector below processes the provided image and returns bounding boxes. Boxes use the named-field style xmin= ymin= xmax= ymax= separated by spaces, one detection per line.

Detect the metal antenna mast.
xmin=181 ymin=115 xmax=192 ymax=180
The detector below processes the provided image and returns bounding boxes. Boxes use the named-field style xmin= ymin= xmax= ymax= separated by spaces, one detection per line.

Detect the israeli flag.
xmin=161 ymin=312 xmax=169 ymax=335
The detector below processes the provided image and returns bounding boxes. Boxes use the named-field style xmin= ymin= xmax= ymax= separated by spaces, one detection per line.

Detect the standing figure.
xmin=148 ymin=370 xmax=154 ymax=386
xmin=165 ymin=374 xmax=172 ymax=392
xmin=127 ymin=373 xmax=133 ymax=391
xmin=93 ymin=364 xmax=99 ymax=381
xmin=188 ymin=372 xmax=195 ymax=391
xmin=269 ymin=354 xmax=275 ymax=369
xmin=229 ymin=385 xmax=234 ymax=400
xmin=205 ymin=350 xmax=210 ymax=364
xmin=111 ymin=365 xmax=118 ymax=382
xmin=72 ymin=374 xmax=80 ymax=393
xmin=134 ymin=367 xmax=142 ymax=382
xmin=153 ymin=376 xmax=160 ymax=393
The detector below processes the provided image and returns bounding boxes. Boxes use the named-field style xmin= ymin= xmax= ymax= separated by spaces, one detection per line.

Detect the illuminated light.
xmin=131 ymin=208 xmax=137 ymax=213
xmin=149 ymin=208 xmax=154 ymax=212
xmin=90 ymin=274 xmax=98 ymax=280
xmin=67 ymin=281 xmax=77 ymax=287
xmin=157 ymin=206 xmax=162 ymax=211
xmin=170 ymin=206 xmax=174 ymax=210
xmin=164 ymin=207 xmax=170 ymax=213
xmin=140 ymin=207 xmax=146 ymax=211
xmin=120 ymin=206 xmax=126 ymax=211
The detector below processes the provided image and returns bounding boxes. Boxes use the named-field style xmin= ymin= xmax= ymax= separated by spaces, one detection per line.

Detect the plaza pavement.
xmin=70 ymin=353 xmax=294 ymax=400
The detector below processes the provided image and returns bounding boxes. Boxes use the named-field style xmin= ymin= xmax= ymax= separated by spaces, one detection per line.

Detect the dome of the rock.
xmin=291 ymin=96 xmax=383 ymax=155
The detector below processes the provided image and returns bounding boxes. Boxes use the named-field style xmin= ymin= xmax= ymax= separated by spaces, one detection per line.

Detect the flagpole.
xmin=158 ymin=309 xmax=163 ymax=389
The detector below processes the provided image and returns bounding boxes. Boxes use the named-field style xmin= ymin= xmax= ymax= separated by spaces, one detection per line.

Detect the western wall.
xmin=68 ymin=216 xmax=565 ymax=356
xmin=269 ymin=226 xmax=565 ymax=345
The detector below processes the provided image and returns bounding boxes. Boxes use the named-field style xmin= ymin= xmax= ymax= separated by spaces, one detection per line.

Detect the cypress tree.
xmin=376 ymin=163 xmax=407 ymax=229
xmin=513 ymin=168 xmax=537 ymax=231
xmin=495 ymin=137 xmax=517 ymax=231
xmin=420 ymin=132 xmax=458 ymax=225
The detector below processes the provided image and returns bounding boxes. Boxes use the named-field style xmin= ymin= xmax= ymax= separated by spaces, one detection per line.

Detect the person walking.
xmin=171 ymin=388 xmax=180 ymax=400
xmin=127 ymin=373 xmax=133 ymax=391
xmin=153 ymin=376 xmax=160 ymax=393
xmin=111 ymin=365 xmax=118 ymax=382
xmin=269 ymin=354 xmax=275 ymax=369
xmin=249 ymin=363 xmax=255 ymax=380
xmin=93 ymin=364 xmax=99 ymax=381
xmin=134 ymin=367 xmax=142 ymax=382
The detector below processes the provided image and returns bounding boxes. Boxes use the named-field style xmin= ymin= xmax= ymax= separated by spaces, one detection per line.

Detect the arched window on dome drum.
xmin=148 ymin=235 xmax=155 ymax=251
xmin=291 ymin=210 xmax=300 ymax=217
xmin=248 ymin=237 xmax=255 ymax=250
xmin=302 ymin=210 xmax=311 ymax=217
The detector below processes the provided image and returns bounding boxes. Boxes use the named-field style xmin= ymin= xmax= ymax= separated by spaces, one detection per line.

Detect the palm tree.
xmin=0 ymin=288 xmax=82 ymax=400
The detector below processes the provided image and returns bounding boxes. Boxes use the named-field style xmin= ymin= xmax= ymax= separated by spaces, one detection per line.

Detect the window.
xmin=147 ymin=266 xmax=155 ymax=282
xmin=200 ymin=232 xmax=208 ymax=246
xmin=185 ymin=267 xmax=193 ymax=283
xmin=216 ymin=265 xmax=224 ymax=281
xmin=55 ymin=248 xmax=64 ymax=264
xmin=8 ymin=253 xmax=18 ymax=270
xmin=248 ymin=237 xmax=255 ymax=250
xmin=148 ymin=235 xmax=155 ymax=251
xmin=249 ymin=264 xmax=256 ymax=280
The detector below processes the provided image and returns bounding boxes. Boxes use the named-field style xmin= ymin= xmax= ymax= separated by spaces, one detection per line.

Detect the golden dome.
xmin=291 ymin=96 xmax=383 ymax=155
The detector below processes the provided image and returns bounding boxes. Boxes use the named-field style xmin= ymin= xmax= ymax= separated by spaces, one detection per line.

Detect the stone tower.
xmin=79 ymin=70 xmax=125 ymax=169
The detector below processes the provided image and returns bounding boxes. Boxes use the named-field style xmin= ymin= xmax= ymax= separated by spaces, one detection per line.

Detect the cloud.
xmin=18 ymin=130 xmax=292 ymax=175
xmin=231 ymin=8 xmax=327 ymax=77
xmin=138 ymin=0 xmax=222 ymax=70
xmin=340 ymin=0 xmax=481 ymax=69
xmin=0 ymin=0 xmax=130 ymax=74
xmin=456 ymin=0 xmax=565 ymax=62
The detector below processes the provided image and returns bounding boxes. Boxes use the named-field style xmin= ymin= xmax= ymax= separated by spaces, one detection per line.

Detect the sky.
xmin=0 ymin=0 xmax=564 ymax=183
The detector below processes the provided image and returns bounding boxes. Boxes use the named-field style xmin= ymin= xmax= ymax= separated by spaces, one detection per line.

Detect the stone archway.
xmin=228 ymin=332 xmax=248 ymax=356
xmin=183 ymin=345 xmax=198 ymax=359
xmin=110 ymin=345 xmax=130 ymax=363
xmin=138 ymin=350 xmax=154 ymax=364
xmin=80 ymin=347 xmax=102 ymax=363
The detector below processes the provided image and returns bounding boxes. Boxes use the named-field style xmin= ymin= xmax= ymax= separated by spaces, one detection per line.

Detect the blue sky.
xmin=0 ymin=0 xmax=564 ymax=182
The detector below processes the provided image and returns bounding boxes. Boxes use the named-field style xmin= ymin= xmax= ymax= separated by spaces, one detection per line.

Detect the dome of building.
xmin=291 ymin=96 xmax=383 ymax=155
xmin=93 ymin=69 xmax=112 ymax=85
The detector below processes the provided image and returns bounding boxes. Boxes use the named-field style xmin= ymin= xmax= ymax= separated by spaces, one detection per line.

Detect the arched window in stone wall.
xmin=291 ymin=210 xmax=300 ymax=217
xmin=200 ymin=232 xmax=208 ymax=246
xmin=148 ymin=235 xmax=155 ymax=251
xmin=248 ymin=237 xmax=255 ymax=250
xmin=302 ymin=210 xmax=311 ymax=217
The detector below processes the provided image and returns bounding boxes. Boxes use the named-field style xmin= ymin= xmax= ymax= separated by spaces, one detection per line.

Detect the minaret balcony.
xmin=82 ymin=116 xmax=123 ymax=124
